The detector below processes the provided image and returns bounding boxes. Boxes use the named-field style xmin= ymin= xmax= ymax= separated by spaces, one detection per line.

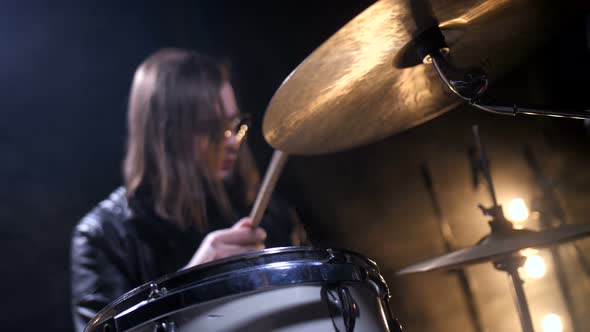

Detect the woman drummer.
xmin=70 ymin=48 xmax=306 ymax=331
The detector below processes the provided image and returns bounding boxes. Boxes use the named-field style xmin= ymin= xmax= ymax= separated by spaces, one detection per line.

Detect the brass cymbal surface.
xmin=263 ymin=0 xmax=580 ymax=155
xmin=397 ymin=224 xmax=590 ymax=274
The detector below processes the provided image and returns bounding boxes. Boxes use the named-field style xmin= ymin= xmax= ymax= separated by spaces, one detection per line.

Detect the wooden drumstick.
xmin=249 ymin=150 xmax=289 ymax=228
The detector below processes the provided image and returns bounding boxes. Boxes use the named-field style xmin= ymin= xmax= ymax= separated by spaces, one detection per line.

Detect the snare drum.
xmin=85 ymin=247 xmax=402 ymax=332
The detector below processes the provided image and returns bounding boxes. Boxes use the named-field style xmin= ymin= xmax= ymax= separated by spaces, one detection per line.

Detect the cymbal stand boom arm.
xmin=415 ymin=27 xmax=590 ymax=120
xmin=470 ymin=103 xmax=590 ymax=120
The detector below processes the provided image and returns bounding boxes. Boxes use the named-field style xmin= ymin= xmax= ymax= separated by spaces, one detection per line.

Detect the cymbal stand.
xmin=493 ymin=255 xmax=534 ymax=332
xmin=414 ymin=26 xmax=590 ymax=120
xmin=472 ymin=126 xmax=535 ymax=332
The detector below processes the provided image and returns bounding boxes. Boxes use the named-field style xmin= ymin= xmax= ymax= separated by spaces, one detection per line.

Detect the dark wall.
xmin=1 ymin=2 xmax=156 ymax=330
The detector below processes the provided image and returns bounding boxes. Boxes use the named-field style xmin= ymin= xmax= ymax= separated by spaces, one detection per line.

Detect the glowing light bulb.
xmin=524 ymin=255 xmax=546 ymax=278
xmin=508 ymin=198 xmax=529 ymax=222
xmin=542 ymin=313 xmax=563 ymax=332
xmin=520 ymin=248 xmax=538 ymax=257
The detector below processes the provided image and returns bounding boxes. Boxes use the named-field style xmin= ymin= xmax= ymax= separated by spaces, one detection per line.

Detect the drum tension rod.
xmin=322 ymin=284 xmax=359 ymax=332
xmin=415 ymin=26 xmax=590 ymax=120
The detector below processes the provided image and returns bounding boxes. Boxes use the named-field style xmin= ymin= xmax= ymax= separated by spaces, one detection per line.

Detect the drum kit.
xmin=86 ymin=0 xmax=590 ymax=331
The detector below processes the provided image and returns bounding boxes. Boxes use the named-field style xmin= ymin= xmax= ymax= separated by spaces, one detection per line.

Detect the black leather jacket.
xmin=70 ymin=187 xmax=301 ymax=332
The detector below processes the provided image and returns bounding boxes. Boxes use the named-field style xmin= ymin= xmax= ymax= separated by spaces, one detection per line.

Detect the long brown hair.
xmin=124 ymin=48 xmax=260 ymax=230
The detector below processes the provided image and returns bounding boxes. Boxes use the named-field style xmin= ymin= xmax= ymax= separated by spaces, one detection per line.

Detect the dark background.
xmin=1 ymin=0 xmax=590 ymax=331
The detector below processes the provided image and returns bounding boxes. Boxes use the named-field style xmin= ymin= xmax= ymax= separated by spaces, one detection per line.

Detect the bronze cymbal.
xmin=263 ymin=0 xmax=582 ymax=155
xmin=397 ymin=224 xmax=590 ymax=274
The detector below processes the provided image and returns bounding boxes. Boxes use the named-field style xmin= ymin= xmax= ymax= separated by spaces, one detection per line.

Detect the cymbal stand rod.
xmin=496 ymin=257 xmax=535 ymax=332
xmin=472 ymin=127 xmax=534 ymax=331
xmin=424 ymin=36 xmax=590 ymax=120
xmin=507 ymin=267 xmax=535 ymax=332
xmin=471 ymin=126 xmax=513 ymax=233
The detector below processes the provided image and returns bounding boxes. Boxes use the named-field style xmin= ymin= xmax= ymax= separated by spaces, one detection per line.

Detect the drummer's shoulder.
xmin=73 ymin=187 xmax=132 ymax=240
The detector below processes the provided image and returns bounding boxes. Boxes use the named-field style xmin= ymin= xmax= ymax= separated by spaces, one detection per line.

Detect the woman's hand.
xmin=184 ymin=218 xmax=266 ymax=268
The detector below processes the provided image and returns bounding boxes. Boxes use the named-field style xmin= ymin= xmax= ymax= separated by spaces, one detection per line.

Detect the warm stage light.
xmin=520 ymin=248 xmax=538 ymax=257
xmin=524 ymin=255 xmax=546 ymax=278
xmin=508 ymin=198 xmax=529 ymax=222
xmin=542 ymin=313 xmax=563 ymax=332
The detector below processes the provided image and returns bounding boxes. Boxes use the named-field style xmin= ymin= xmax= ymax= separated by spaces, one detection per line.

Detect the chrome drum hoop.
xmin=86 ymin=247 xmax=392 ymax=332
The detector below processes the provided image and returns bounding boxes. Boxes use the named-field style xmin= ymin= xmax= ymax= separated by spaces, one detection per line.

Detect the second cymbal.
xmin=397 ymin=224 xmax=590 ymax=275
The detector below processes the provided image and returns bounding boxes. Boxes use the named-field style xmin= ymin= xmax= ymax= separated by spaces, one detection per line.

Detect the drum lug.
xmin=148 ymin=282 xmax=168 ymax=300
xmin=153 ymin=321 xmax=177 ymax=332
xmin=327 ymin=248 xmax=347 ymax=263
xmin=101 ymin=321 xmax=114 ymax=332
xmin=322 ymin=284 xmax=359 ymax=332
